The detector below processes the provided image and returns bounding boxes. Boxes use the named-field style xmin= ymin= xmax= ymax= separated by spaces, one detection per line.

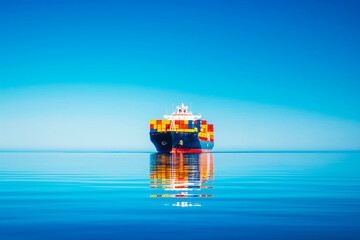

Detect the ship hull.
xmin=150 ymin=132 xmax=214 ymax=153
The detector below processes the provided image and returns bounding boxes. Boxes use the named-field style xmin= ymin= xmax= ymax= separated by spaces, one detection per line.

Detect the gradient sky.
xmin=0 ymin=0 xmax=360 ymax=151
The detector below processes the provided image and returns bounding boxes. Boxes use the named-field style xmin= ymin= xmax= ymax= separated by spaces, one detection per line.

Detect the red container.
xmin=195 ymin=120 xmax=198 ymax=124
xmin=157 ymin=120 xmax=162 ymax=124
xmin=166 ymin=124 xmax=170 ymax=129
xmin=180 ymin=120 xmax=184 ymax=125
xmin=202 ymin=120 xmax=207 ymax=125
xmin=175 ymin=120 xmax=180 ymax=124
xmin=150 ymin=124 xmax=154 ymax=129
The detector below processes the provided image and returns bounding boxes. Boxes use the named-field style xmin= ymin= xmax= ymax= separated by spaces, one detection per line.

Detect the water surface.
xmin=1 ymin=152 xmax=359 ymax=239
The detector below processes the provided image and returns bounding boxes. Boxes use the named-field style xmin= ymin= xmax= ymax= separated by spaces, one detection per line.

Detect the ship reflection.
xmin=150 ymin=153 xmax=214 ymax=206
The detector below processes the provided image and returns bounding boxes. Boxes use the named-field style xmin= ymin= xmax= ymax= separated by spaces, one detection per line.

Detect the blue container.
xmin=150 ymin=129 xmax=157 ymax=133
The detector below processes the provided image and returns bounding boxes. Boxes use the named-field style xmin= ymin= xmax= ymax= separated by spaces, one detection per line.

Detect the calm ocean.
xmin=1 ymin=152 xmax=359 ymax=239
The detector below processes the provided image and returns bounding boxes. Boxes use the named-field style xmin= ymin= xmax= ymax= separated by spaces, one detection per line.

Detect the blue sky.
xmin=0 ymin=0 xmax=359 ymax=151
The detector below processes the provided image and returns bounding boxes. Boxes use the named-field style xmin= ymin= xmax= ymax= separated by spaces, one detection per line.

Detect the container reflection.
xmin=150 ymin=153 xmax=214 ymax=206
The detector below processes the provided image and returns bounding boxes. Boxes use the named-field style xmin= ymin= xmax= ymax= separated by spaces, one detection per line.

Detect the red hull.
xmin=171 ymin=148 xmax=212 ymax=153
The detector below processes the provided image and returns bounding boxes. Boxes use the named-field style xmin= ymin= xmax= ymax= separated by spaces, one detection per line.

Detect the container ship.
xmin=149 ymin=104 xmax=214 ymax=153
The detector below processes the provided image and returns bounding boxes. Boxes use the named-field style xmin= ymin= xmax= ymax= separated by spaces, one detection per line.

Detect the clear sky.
xmin=0 ymin=0 xmax=360 ymax=151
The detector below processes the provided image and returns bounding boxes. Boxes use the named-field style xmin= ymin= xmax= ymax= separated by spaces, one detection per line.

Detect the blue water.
xmin=1 ymin=152 xmax=360 ymax=239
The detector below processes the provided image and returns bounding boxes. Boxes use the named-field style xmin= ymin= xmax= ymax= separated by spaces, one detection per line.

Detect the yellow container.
xmin=153 ymin=125 xmax=157 ymax=129
xmin=194 ymin=127 xmax=198 ymax=132
xmin=175 ymin=124 xmax=179 ymax=129
xmin=165 ymin=120 xmax=171 ymax=124
xmin=150 ymin=120 xmax=157 ymax=125
xmin=184 ymin=120 xmax=188 ymax=124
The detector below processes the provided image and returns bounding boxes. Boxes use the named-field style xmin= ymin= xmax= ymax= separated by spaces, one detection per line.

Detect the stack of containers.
xmin=208 ymin=124 xmax=214 ymax=142
xmin=150 ymin=120 xmax=157 ymax=133
xmin=150 ymin=119 xmax=214 ymax=142
xmin=174 ymin=120 xmax=196 ymax=132
xmin=194 ymin=120 xmax=202 ymax=132
xmin=188 ymin=120 xmax=194 ymax=130
xmin=195 ymin=120 xmax=215 ymax=143
xmin=150 ymin=120 xmax=171 ymax=132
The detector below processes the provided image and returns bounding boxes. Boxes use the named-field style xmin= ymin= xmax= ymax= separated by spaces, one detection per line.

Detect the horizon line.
xmin=0 ymin=150 xmax=359 ymax=154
